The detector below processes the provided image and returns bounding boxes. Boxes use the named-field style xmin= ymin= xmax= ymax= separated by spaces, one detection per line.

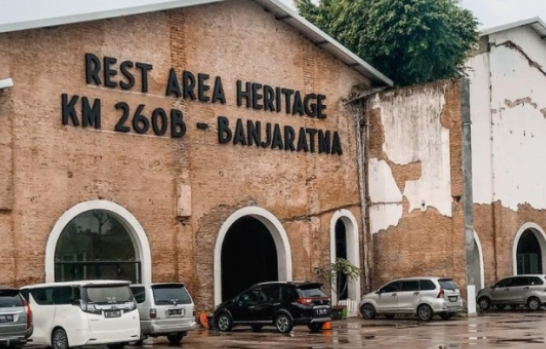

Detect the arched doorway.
xmin=221 ymin=217 xmax=278 ymax=301
xmin=330 ymin=210 xmax=361 ymax=305
xmin=513 ymin=223 xmax=546 ymax=275
xmin=45 ymin=200 xmax=152 ymax=284
xmin=214 ymin=206 xmax=292 ymax=306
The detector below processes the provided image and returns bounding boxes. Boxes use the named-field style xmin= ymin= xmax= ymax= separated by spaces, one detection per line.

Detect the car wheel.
xmin=384 ymin=314 xmax=395 ymax=320
xmin=275 ymin=313 xmax=293 ymax=334
xmin=478 ymin=297 xmax=491 ymax=311
xmin=52 ymin=328 xmax=70 ymax=349
xmin=167 ymin=334 xmax=184 ymax=345
xmin=417 ymin=304 xmax=433 ymax=321
xmin=106 ymin=344 xmax=126 ymax=349
xmin=307 ymin=323 xmax=323 ymax=332
xmin=527 ymin=297 xmax=541 ymax=311
xmin=251 ymin=324 xmax=263 ymax=332
xmin=360 ymin=303 xmax=376 ymax=319
xmin=439 ymin=313 xmax=454 ymax=320
xmin=216 ymin=312 xmax=233 ymax=332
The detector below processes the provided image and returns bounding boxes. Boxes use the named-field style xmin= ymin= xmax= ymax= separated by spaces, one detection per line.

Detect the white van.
xmin=20 ymin=280 xmax=140 ymax=349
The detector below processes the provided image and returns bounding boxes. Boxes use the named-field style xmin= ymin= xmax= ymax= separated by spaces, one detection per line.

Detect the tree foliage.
xmin=296 ymin=0 xmax=479 ymax=87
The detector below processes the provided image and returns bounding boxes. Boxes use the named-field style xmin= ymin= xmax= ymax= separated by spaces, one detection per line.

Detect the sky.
xmin=280 ymin=0 xmax=545 ymax=30
xmin=0 ymin=0 xmax=544 ymax=32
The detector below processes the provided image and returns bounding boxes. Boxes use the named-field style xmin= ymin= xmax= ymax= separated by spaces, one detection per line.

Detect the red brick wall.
xmin=0 ymin=0 xmax=368 ymax=309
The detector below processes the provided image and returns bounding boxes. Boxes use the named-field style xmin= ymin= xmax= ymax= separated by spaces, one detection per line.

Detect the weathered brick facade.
xmin=0 ymin=0 xmax=369 ymax=310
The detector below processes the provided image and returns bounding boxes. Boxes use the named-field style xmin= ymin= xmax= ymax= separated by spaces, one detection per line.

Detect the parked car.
xmin=477 ymin=274 xmax=546 ymax=311
xmin=0 ymin=286 xmax=33 ymax=349
xmin=129 ymin=283 xmax=196 ymax=345
xmin=213 ymin=281 xmax=331 ymax=334
xmin=359 ymin=277 xmax=464 ymax=321
xmin=20 ymin=280 xmax=140 ymax=349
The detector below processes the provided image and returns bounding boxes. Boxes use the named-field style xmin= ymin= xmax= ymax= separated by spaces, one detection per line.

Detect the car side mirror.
xmin=72 ymin=300 xmax=80 ymax=306
xmin=376 ymin=290 xmax=381 ymax=294
xmin=490 ymin=285 xmax=496 ymax=289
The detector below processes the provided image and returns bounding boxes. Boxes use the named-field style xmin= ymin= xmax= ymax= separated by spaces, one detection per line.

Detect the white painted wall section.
xmin=368 ymin=87 xmax=453 ymax=234
xmin=468 ymin=53 xmax=494 ymax=205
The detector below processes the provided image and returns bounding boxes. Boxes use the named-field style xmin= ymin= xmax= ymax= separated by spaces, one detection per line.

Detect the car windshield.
xmin=297 ymin=285 xmax=327 ymax=298
xmin=439 ymin=279 xmax=458 ymax=291
xmin=152 ymin=284 xmax=192 ymax=305
xmin=0 ymin=290 xmax=23 ymax=308
xmin=82 ymin=285 xmax=133 ymax=304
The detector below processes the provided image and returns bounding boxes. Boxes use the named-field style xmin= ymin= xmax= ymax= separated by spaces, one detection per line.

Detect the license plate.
xmin=168 ymin=309 xmax=184 ymax=316
xmin=0 ymin=315 xmax=13 ymax=323
xmin=449 ymin=296 xmax=458 ymax=302
xmin=314 ymin=308 xmax=329 ymax=315
xmin=104 ymin=310 xmax=121 ymax=318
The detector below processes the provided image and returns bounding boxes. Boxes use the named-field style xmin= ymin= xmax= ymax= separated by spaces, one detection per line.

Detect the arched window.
xmin=54 ymin=210 xmax=140 ymax=283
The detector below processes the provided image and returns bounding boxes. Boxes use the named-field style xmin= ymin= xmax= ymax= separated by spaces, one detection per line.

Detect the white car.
xmin=359 ymin=277 xmax=464 ymax=321
xmin=21 ymin=280 xmax=140 ymax=349
xmin=129 ymin=283 xmax=196 ymax=344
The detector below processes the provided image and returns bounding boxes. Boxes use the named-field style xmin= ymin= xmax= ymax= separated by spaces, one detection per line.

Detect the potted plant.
xmin=316 ymin=258 xmax=360 ymax=320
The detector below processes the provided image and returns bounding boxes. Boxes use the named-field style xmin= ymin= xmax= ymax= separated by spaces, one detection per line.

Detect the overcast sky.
xmin=0 ymin=0 xmax=543 ymax=32
xmin=280 ymin=0 xmax=545 ymax=29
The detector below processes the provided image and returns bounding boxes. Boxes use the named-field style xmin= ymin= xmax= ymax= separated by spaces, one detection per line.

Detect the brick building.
xmin=366 ymin=17 xmax=546 ymax=313
xmin=0 ymin=0 xmax=393 ymax=311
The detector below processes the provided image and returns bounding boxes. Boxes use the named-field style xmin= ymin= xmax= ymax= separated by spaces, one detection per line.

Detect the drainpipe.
xmin=461 ymin=78 xmax=477 ymax=316
xmin=353 ymin=103 xmax=370 ymax=294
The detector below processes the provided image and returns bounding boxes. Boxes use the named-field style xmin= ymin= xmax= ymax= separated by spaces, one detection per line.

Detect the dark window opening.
xmin=517 ymin=229 xmax=543 ymax=274
xmin=221 ymin=216 xmax=278 ymax=302
xmin=335 ymin=219 xmax=348 ymax=300
xmin=54 ymin=210 xmax=140 ymax=283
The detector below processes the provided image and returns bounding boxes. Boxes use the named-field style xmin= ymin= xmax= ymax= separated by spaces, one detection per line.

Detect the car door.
xmin=526 ymin=276 xmax=545 ymax=299
xmin=396 ymin=281 xmax=420 ymax=313
xmin=375 ymin=282 xmax=400 ymax=313
xmin=232 ymin=288 xmax=262 ymax=323
xmin=506 ymin=277 xmax=528 ymax=304
xmin=256 ymin=285 xmax=281 ymax=322
xmin=490 ymin=277 xmax=514 ymax=304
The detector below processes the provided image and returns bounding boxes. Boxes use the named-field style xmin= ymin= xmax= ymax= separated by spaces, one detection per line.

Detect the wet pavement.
xmin=29 ymin=312 xmax=546 ymax=348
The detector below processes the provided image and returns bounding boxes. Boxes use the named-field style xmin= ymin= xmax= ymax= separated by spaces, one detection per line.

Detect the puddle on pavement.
xmin=494 ymin=338 xmax=545 ymax=344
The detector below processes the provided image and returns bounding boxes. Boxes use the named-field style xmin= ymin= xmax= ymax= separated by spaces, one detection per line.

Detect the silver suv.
xmin=130 ymin=283 xmax=196 ymax=345
xmin=477 ymin=275 xmax=546 ymax=311
xmin=359 ymin=277 xmax=464 ymax=321
xmin=0 ymin=286 xmax=33 ymax=348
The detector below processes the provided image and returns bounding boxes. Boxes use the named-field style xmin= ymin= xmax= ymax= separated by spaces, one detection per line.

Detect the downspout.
xmin=461 ymin=78 xmax=477 ymax=315
xmin=347 ymin=87 xmax=385 ymax=294
xmin=353 ymin=102 xmax=370 ymax=294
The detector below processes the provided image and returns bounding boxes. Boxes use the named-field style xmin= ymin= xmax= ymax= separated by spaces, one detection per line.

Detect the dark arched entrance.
xmin=517 ymin=229 xmax=543 ymax=274
xmin=335 ymin=219 xmax=348 ymax=300
xmin=221 ymin=216 xmax=278 ymax=301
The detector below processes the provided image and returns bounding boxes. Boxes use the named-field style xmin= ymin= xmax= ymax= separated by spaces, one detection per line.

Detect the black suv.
xmin=213 ymin=282 xmax=331 ymax=334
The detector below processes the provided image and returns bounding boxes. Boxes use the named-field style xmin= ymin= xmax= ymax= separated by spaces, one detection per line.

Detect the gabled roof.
xmin=480 ymin=16 xmax=546 ymax=38
xmin=0 ymin=0 xmax=393 ymax=87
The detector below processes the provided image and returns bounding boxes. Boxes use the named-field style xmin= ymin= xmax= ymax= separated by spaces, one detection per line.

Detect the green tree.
xmin=296 ymin=0 xmax=479 ymax=87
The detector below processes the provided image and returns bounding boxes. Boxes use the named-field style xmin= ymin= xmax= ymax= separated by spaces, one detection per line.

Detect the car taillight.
xmin=79 ymin=300 xmax=102 ymax=315
xmin=150 ymin=308 xmax=157 ymax=319
xmin=297 ymin=298 xmax=313 ymax=305
xmin=437 ymin=287 xmax=445 ymax=298
xmin=23 ymin=299 xmax=32 ymax=330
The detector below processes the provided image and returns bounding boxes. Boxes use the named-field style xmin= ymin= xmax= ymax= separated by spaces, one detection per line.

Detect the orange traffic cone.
xmin=199 ymin=311 xmax=209 ymax=329
xmin=322 ymin=321 xmax=332 ymax=330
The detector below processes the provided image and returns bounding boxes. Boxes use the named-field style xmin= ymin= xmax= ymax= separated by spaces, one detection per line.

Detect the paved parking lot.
xmin=117 ymin=311 xmax=546 ymax=349
xmin=24 ymin=311 xmax=546 ymax=349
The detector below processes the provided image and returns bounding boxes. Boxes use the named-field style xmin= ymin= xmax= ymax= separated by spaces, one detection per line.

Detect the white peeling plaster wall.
xmin=482 ymin=29 xmax=546 ymax=211
xmin=468 ymin=53 xmax=493 ymax=205
xmin=368 ymin=88 xmax=452 ymax=234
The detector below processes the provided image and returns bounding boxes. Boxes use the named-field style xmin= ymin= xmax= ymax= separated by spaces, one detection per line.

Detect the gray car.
xmin=130 ymin=283 xmax=196 ymax=345
xmin=359 ymin=277 xmax=463 ymax=321
xmin=477 ymin=275 xmax=546 ymax=311
xmin=0 ymin=287 xmax=32 ymax=349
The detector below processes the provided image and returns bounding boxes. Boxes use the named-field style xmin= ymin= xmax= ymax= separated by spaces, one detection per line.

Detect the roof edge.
xmin=480 ymin=17 xmax=546 ymax=37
